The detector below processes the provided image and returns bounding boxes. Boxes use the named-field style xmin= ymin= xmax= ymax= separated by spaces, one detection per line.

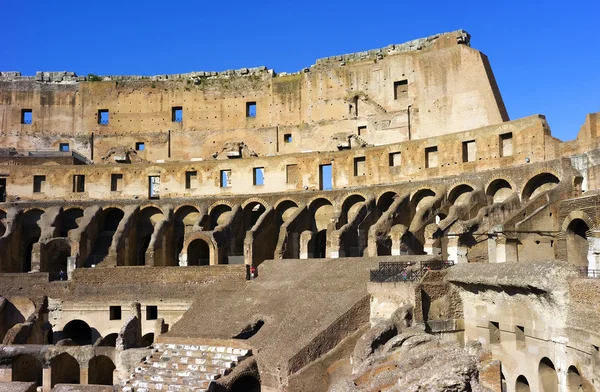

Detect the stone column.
xmin=67 ymin=256 xmax=77 ymax=279
xmin=31 ymin=243 xmax=41 ymax=272
xmin=42 ymin=367 xmax=52 ymax=392
xmin=299 ymin=230 xmax=312 ymax=259
xmin=0 ymin=365 xmax=11 ymax=381
xmin=80 ymin=366 xmax=88 ymax=385
xmin=447 ymin=236 xmax=468 ymax=264
xmin=178 ymin=253 xmax=188 ymax=266
xmin=495 ymin=235 xmax=518 ymax=263
xmin=424 ymin=238 xmax=441 ymax=257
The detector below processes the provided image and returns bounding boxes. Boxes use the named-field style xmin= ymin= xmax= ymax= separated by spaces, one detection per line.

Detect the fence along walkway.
xmin=369 ymin=260 xmax=454 ymax=283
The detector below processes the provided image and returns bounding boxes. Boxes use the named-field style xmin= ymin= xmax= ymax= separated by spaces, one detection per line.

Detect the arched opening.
xmin=377 ymin=192 xmax=397 ymax=214
xmin=209 ymin=205 xmax=232 ymax=230
xmin=310 ymin=199 xmax=334 ymax=259
xmin=487 ymin=179 xmax=513 ymax=203
xmin=136 ymin=207 xmax=164 ymax=266
xmin=88 ymin=355 xmax=115 ymax=385
xmin=276 ymin=201 xmax=298 ymax=227
xmin=566 ymin=366 xmax=583 ymax=392
xmin=174 ymin=206 xmax=200 ymax=260
xmin=515 ymin=375 xmax=530 ymax=392
xmin=567 ymin=219 xmax=589 ymax=267
xmin=20 ymin=209 xmax=44 ymax=273
xmin=46 ymin=240 xmax=71 ymax=278
xmin=99 ymin=333 xmax=118 ymax=347
xmin=188 ymin=239 xmax=210 ymax=266
xmin=539 ymin=357 xmax=559 ymax=392
xmin=141 ymin=333 xmax=154 ymax=346
xmin=244 ymin=202 xmax=267 ymax=231
xmin=137 ymin=236 xmax=151 ymax=266
xmin=103 ymin=208 xmax=124 ymax=231
xmin=88 ymin=208 xmax=124 ymax=266
xmin=12 ymin=354 xmax=43 ymax=386
xmin=448 ymin=184 xmax=474 ymax=205
xmin=62 ymin=319 xmax=92 ymax=346
xmin=51 ymin=353 xmax=80 ymax=387
xmin=230 ymin=375 xmax=261 ymax=392
xmin=314 ymin=230 xmax=327 ymax=258
xmin=338 ymin=195 xmax=366 ymax=228
xmin=59 ymin=208 xmax=84 ymax=237
xmin=0 ymin=209 xmax=7 ymax=238
xmin=411 ymin=189 xmax=436 ymax=212
xmin=522 ymin=173 xmax=560 ymax=201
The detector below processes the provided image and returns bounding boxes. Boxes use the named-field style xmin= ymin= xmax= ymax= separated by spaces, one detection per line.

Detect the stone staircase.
xmin=122 ymin=342 xmax=252 ymax=392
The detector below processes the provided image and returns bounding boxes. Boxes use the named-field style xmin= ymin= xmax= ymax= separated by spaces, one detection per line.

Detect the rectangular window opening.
xmin=111 ymin=173 xmax=123 ymax=192
xmin=358 ymin=126 xmax=367 ymax=136
xmin=515 ymin=325 xmax=525 ymax=347
xmin=135 ymin=142 xmax=145 ymax=151
xmin=500 ymin=132 xmax=513 ymax=157
xmin=286 ymin=164 xmax=298 ymax=185
xmin=59 ymin=143 xmax=70 ymax=152
xmin=72 ymin=175 xmax=85 ymax=193
xmin=462 ymin=140 xmax=476 ymax=163
xmin=393 ymin=80 xmax=408 ymax=100
xmin=220 ymin=170 xmax=232 ymax=188
xmin=425 ymin=146 xmax=438 ymax=169
xmin=33 ymin=175 xmax=46 ymax=193
xmin=0 ymin=179 xmax=5 ymax=203
xmin=98 ymin=109 xmax=109 ymax=125
xmin=21 ymin=109 xmax=32 ymax=124
xmin=246 ymin=102 xmax=257 ymax=118
xmin=389 ymin=152 xmax=401 ymax=167
xmin=146 ymin=305 xmax=158 ymax=320
xmin=172 ymin=106 xmax=183 ymax=122
xmin=253 ymin=167 xmax=264 ymax=186
xmin=185 ymin=171 xmax=198 ymax=189
xmin=109 ymin=306 xmax=121 ymax=320
xmin=319 ymin=164 xmax=333 ymax=191
xmin=148 ymin=176 xmax=160 ymax=199
xmin=284 ymin=134 xmax=292 ymax=143
xmin=489 ymin=321 xmax=500 ymax=344
xmin=354 ymin=156 xmax=366 ymax=176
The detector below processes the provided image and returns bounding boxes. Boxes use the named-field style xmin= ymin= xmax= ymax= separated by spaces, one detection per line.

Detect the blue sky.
xmin=1 ymin=0 xmax=598 ymax=141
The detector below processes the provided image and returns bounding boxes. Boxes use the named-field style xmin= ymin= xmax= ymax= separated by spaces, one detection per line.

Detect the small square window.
xmin=172 ymin=106 xmax=183 ymax=122
xmin=286 ymin=164 xmax=298 ymax=184
xmin=354 ymin=156 xmax=366 ymax=176
xmin=489 ymin=321 xmax=500 ymax=344
xmin=284 ymin=134 xmax=292 ymax=143
xmin=109 ymin=306 xmax=121 ymax=320
xmin=21 ymin=109 xmax=32 ymax=124
xmin=220 ymin=170 xmax=232 ymax=188
xmin=253 ymin=167 xmax=264 ymax=186
xmin=425 ymin=146 xmax=438 ymax=168
xmin=33 ymin=175 xmax=46 ymax=193
xmin=111 ymin=174 xmax=123 ymax=192
xmin=98 ymin=109 xmax=109 ymax=125
xmin=146 ymin=305 xmax=158 ymax=320
xmin=59 ymin=143 xmax=70 ymax=152
xmin=246 ymin=102 xmax=256 ymax=118
xmin=135 ymin=142 xmax=145 ymax=151
xmin=185 ymin=171 xmax=198 ymax=189
xmin=393 ymin=80 xmax=408 ymax=100
xmin=500 ymin=132 xmax=513 ymax=157
xmin=462 ymin=140 xmax=476 ymax=162
xmin=389 ymin=152 xmax=401 ymax=167
xmin=73 ymin=175 xmax=85 ymax=193
xmin=358 ymin=126 xmax=367 ymax=136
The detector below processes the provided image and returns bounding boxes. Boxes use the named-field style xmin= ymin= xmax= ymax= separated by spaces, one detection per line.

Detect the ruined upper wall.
xmin=0 ymin=30 xmax=508 ymax=162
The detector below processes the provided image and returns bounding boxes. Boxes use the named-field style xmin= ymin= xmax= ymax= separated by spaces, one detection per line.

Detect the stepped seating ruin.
xmin=0 ymin=29 xmax=599 ymax=391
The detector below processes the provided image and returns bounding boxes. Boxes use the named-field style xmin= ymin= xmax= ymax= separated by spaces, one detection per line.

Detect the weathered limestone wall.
xmin=0 ymin=30 xmax=509 ymax=162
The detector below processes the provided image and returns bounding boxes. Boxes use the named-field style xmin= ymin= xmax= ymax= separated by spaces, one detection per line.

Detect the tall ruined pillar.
xmin=587 ymin=231 xmax=600 ymax=276
xmin=495 ymin=235 xmax=518 ymax=263
xmin=447 ymin=236 xmax=468 ymax=264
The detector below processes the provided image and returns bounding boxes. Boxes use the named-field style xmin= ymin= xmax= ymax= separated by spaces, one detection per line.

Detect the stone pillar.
xmin=178 ymin=253 xmax=188 ymax=266
xmin=42 ymin=367 xmax=52 ymax=392
xmin=495 ymin=235 xmax=518 ymax=263
xmin=447 ymin=236 xmax=468 ymax=264
xmin=587 ymin=234 xmax=600 ymax=276
xmin=31 ymin=243 xmax=41 ymax=272
xmin=80 ymin=366 xmax=88 ymax=385
xmin=67 ymin=256 xmax=77 ymax=279
xmin=0 ymin=365 xmax=11 ymax=381
xmin=424 ymin=238 xmax=441 ymax=257
xmin=299 ymin=230 xmax=312 ymax=259
xmin=487 ymin=235 xmax=497 ymax=263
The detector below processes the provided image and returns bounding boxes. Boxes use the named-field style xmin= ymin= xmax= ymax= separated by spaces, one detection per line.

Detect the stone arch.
xmin=62 ymin=319 xmax=92 ymax=345
xmin=209 ymin=204 xmax=233 ymax=230
xmin=565 ymin=218 xmax=591 ymax=267
xmin=274 ymin=197 xmax=300 ymax=210
xmin=339 ymin=194 xmax=367 ymax=227
xmin=243 ymin=201 xmax=267 ymax=231
xmin=88 ymin=355 xmax=115 ymax=385
xmin=377 ymin=191 xmax=398 ymax=212
xmin=309 ymin=198 xmax=334 ymax=232
xmin=242 ymin=197 xmax=270 ymax=209
xmin=515 ymin=375 xmax=531 ymax=392
xmin=447 ymin=184 xmax=475 ymax=205
xmin=538 ymin=357 xmax=558 ymax=392
xmin=136 ymin=206 xmax=165 ymax=266
xmin=12 ymin=354 xmax=43 ymax=386
xmin=208 ymin=200 xmax=235 ymax=214
xmin=21 ymin=208 xmax=44 ymax=273
xmin=522 ymin=172 xmax=560 ymax=201
xmin=50 ymin=352 xmax=80 ymax=387
xmin=229 ymin=374 xmax=261 ymax=392
xmin=45 ymin=238 xmax=71 ymax=277
xmin=99 ymin=333 xmax=118 ymax=347
xmin=486 ymin=178 xmax=514 ymax=203
xmin=275 ymin=200 xmax=299 ymax=227
xmin=174 ymin=205 xmax=201 ymax=260
xmin=411 ymin=188 xmax=437 ymax=212
xmin=59 ymin=208 xmax=84 ymax=237
xmin=101 ymin=208 xmax=124 ymax=231
xmin=141 ymin=333 xmax=154 ymax=346
xmin=566 ymin=365 xmax=583 ymax=392
xmin=186 ymin=238 xmax=211 ymax=266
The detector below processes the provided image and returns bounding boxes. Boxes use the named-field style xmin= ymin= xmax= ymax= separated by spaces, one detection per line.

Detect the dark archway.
xmin=276 ymin=200 xmax=298 ymax=227
xmin=567 ymin=219 xmax=589 ymax=267
xmin=539 ymin=357 xmax=559 ymax=392
xmin=448 ymin=184 xmax=474 ymax=205
xmin=411 ymin=189 xmax=436 ymax=212
xmin=567 ymin=366 xmax=583 ymax=392
xmin=487 ymin=179 xmax=513 ymax=203
xmin=59 ymin=208 xmax=84 ymax=237
xmin=99 ymin=333 xmax=118 ymax=347
xmin=522 ymin=173 xmax=560 ymax=201
xmin=138 ymin=235 xmax=151 ymax=266
xmin=141 ymin=333 xmax=154 ymax=346
xmin=230 ymin=375 xmax=261 ymax=392
xmin=20 ymin=209 xmax=44 ymax=273
xmin=46 ymin=240 xmax=71 ymax=277
xmin=103 ymin=208 xmax=124 ymax=231
xmin=188 ymin=239 xmax=210 ymax=266
xmin=314 ymin=230 xmax=327 ymax=258
xmin=88 ymin=355 xmax=115 ymax=385
xmin=515 ymin=375 xmax=530 ymax=392
xmin=51 ymin=353 xmax=80 ymax=387
xmin=62 ymin=319 xmax=92 ymax=346
xmin=174 ymin=206 xmax=200 ymax=260
xmin=12 ymin=354 xmax=43 ymax=386
xmin=210 ymin=205 xmax=232 ymax=230
xmin=244 ymin=202 xmax=267 ymax=231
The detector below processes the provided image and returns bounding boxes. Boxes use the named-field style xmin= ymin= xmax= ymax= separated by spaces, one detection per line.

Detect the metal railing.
xmin=369 ymin=260 xmax=454 ymax=283
xmin=26 ymin=150 xmax=93 ymax=165
xmin=578 ymin=267 xmax=600 ymax=278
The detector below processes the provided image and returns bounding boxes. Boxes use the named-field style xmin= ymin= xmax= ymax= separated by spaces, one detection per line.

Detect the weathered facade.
xmin=0 ymin=30 xmax=598 ymax=392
